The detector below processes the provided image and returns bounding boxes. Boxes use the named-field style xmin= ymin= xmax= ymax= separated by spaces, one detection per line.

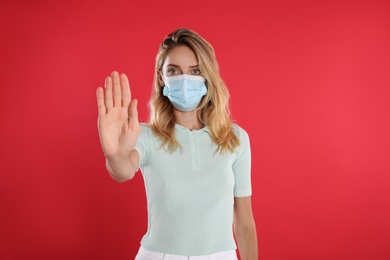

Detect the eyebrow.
xmin=166 ymin=64 xmax=199 ymax=68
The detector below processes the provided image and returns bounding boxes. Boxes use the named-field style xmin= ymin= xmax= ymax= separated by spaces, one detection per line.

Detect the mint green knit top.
xmin=134 ymin=123 xmax=252 ymax=256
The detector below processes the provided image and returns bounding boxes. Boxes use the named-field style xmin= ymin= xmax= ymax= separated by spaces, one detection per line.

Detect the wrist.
xmin=105 ymin=151 xmax=130 ymax=163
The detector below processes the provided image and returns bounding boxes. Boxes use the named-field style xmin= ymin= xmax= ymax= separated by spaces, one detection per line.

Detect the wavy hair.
xmin=149 ymin=28 xmax=239 ymax=153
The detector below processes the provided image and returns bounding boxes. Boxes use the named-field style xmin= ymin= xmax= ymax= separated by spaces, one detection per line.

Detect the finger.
xmin=96 ymin=87 xmax=106 ymax=117
xmin=104 ymin=76 xmax=113 ymax=110
xmin=120 ymin=73 xmax=131 ymax=108
xmin=111 ymin=71 xmax=122 ymax=107
xmin=128 ymin=99 xmax=139 ymax=130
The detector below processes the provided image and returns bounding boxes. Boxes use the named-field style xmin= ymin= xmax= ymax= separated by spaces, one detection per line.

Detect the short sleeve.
xmin=134 ymin=124 xmax=150 ymax=169
xmin=232 ymin=125 xmax=252 ymax=197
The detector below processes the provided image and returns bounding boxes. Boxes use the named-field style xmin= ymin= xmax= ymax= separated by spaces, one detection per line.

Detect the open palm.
xmin=96 ymin=71 xmax=140 ymax=158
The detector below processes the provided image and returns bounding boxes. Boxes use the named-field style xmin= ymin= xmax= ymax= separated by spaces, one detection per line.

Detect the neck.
xmin=174 ymin=109 xmax=204 ymax=130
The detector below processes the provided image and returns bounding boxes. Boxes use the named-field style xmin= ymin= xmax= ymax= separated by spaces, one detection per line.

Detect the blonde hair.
xmin=149 ymin=28 xmax=239 ymax=153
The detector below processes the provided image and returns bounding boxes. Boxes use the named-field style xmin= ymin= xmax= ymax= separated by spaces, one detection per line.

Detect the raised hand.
xmin=96 ymin=71 xmax=140 ymax=159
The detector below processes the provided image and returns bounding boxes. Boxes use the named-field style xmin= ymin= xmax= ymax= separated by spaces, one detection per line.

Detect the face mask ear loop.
xmin=157 ymin=70 xmax=165 ymax=87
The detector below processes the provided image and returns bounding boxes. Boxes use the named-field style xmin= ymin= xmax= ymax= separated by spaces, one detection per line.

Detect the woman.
xmin=96 ymin=28 xmax=258 ymax=260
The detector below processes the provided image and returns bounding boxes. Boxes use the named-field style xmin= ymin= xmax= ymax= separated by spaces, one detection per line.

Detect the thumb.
xmin=128 ymin=99 xmax=139 ymax=128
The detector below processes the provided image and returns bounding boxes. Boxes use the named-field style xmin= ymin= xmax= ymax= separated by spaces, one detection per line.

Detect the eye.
xmin=167 ymin=68 xmax=180 ymax=76
xmin=192 ymin=69 xmax=201 ymax=75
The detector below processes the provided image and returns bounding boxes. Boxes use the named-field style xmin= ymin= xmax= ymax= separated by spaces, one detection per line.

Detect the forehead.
xmin=163 ymin=45 xmax=198 ymax=67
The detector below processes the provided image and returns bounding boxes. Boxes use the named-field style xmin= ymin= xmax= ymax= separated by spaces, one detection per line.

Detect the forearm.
xmin=105 ymin=152 xmax=137 ymax=182
xmin=235 ymin=224 xmax=258 ymax=260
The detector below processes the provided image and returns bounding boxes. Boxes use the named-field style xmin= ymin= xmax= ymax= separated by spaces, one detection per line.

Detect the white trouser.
xmin=135 ymin=246 xmax=238 ymax=260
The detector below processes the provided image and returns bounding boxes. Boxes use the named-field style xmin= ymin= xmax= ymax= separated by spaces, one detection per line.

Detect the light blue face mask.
xmin=163 ymin=74 xmax=208 ymax=112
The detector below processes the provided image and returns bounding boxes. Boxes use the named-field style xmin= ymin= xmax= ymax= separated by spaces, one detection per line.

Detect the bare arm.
xmin=96 ymin=71 xmax=140 ymax=182
xmin=234 ymin=196 xmax=258 ymax=260
xmin=105 ymin=149 xmax=139 ymax=182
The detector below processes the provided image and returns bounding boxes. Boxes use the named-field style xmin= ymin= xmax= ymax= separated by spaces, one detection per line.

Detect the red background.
xmin=1 ymin=0 xmax=390 ymax=259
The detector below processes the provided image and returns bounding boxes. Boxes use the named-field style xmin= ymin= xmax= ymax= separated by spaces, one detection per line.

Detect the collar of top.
xmin=174 ymin=124 xmax=209 ymax=133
